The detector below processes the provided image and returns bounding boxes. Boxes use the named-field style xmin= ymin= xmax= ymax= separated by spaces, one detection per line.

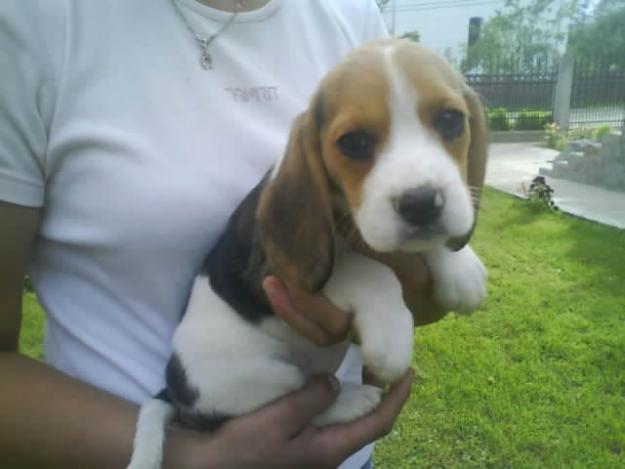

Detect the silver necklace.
xmin=172 ymin=1 xmax=243 ymax=70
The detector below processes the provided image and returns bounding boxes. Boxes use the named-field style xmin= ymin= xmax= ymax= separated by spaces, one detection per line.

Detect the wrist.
xmin=162 ymin=424 xmax=205 ymax=469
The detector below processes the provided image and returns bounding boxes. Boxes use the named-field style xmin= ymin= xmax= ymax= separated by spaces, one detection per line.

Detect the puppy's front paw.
xmin=359 ymin=318 xmax=413 ymax=385
xmin=313 ymin=383 xmax=382 ymax=426
xmin=324 ymin=252 xmax=414 ymax=385
xmin=430 ymin=245 xmax=487 ymax=314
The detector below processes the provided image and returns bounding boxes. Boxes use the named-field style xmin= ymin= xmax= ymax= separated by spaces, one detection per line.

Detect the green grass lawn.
xmin=375 ymin=188 xmax=625 ymax=468
xmin=20 ymin=291 xmax=45 ymax=360
xmin=19 ymin=188 xmax=625 ymax=468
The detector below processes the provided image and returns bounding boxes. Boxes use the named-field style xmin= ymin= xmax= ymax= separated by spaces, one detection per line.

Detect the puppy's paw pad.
xmin=313 ymin=384 xmax=382 ymax=426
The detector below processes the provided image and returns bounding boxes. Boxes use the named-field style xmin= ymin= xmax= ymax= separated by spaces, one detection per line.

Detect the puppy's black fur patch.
xmin=201 ymin=175 xmax=274 ymax=323
xmin=160 ymin=354 xmax=232 ymax=431
xmin=165 ymin=353 xmax=199 ymax=408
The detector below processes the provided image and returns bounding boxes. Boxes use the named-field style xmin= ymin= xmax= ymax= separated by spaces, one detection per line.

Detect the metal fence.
xmin=462 ymin=54 xmax=625 ymax=131
xmin=569 ymin=56 xmax=625 ymax=128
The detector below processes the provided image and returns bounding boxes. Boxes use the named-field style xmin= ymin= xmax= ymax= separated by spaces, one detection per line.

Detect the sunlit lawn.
xmin=20 ymin=188 xmax=625 ymax=468
xmin=375 ymin=188 xmax=625 ymax=468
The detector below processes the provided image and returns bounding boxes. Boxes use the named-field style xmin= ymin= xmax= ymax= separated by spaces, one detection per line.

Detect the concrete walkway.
xmin=487 ymin=142 xmax=625 ymax=229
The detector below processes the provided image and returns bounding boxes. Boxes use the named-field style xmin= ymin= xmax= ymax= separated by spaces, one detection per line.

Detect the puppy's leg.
xmin=313 ymin=382 xmax=383 ymax=426
xmin=310 ymin=253 xmax=413 ymax=425
xmin=324 ymin=253 xmax=414 ymax=385
xmin=425 ymin=244 xmax=487 ymax=314
xmin=127 ymin=398 xmax=175 ymax=469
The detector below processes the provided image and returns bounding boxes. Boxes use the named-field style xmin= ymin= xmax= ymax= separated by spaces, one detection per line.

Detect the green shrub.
xmin=544 ymin=124 xmax=615 ymax=151
xmin=567 ymin=126 xmax=595 ymax=141
xmin=487 ymin=108 xmax=512 ymax=131
xmin=544 ymin=122 xmax=568 ymax=150
xmin=515 ymin=110 xmax=553 ymax=130
xmin=593 ymin=125 xmax=612 ymax=141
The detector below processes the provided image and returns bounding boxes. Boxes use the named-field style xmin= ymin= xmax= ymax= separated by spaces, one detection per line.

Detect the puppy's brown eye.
xmin=337 ymin=131 xmax=375 ymax=160
xmin=433 ymin=109 xmax=465 ymax=142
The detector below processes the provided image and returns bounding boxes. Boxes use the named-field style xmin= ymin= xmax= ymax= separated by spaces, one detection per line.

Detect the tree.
xmin=464 ymin=0 xmax=589 ymax=72
xmin=569 ymin=0 xmax=625 ymax=68
xmin=400 ymin=30 xmax=420 ymax=42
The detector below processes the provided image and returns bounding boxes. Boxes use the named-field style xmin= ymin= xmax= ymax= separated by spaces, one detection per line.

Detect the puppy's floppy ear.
xmin=257 ymin=104 xmax=334 ymax=293
xmin=447 ymin=85 xmax=488 ymax=251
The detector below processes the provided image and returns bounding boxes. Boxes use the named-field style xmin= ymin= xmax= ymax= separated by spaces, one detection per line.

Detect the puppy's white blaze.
xmin=355 ymin=46 xmax=473 ymax=252
xmin=127 ymin=399 xmax=175 ymax=469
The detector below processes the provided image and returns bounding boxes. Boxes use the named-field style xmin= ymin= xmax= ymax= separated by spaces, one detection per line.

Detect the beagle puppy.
xmin=128 ymin=39 xmax=488 ymax=469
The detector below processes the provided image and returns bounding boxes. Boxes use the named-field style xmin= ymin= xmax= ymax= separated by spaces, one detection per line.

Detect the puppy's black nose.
xmin=395 ymin=186 xmax=444 ymax=226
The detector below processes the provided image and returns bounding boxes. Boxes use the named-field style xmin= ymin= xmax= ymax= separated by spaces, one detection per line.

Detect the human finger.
xmin=263 ymin=276 xmax=352 ymax=345
xmin=288 ymin=291 xmax=352 ymax=344
xmin=377 ymin=253 xmax=449 ymax=326
xmin=310 ymin=368 xmax=414 ymax=461
xmin=269 ymin=275 xmax=353 ymax=340
xmin=263 ymin=276 xmax=330 ymax=345
xmin=242 ymin=374 xmax=340 ymax=439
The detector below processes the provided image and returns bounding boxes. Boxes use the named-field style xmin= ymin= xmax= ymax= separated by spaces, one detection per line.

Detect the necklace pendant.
xmin=200 ymin=50 xmax=213 ymax=70
xmin=174 ymin=0 xmax=241 ymax=73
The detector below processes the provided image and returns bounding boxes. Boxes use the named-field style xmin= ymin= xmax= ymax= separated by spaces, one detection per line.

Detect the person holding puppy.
xmin=0 ymin=1 xmax=444 ymax=467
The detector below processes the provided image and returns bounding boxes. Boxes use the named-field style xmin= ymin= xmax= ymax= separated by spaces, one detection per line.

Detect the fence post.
xmin=553 ymin=53 xmax=574 ymax=131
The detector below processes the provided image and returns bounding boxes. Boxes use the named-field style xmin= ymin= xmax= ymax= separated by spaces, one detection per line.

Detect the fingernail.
xmin=263 ymin=278 xmax=276 ymax=297
xmin=262 ymin=276 xmax=271 ymax=288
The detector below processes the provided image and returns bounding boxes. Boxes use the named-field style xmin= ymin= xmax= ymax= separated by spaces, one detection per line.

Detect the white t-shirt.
xmin=0 ymin=0 xmax=387 ymax=467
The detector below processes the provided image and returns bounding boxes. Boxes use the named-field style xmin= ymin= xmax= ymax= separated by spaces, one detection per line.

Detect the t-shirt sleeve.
xmin=0 ymin=2 xmax=58 ymax=207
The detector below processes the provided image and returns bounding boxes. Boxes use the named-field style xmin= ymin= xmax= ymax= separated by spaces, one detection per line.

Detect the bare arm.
xmin=0 ymin=201 xmax=196 ymax=468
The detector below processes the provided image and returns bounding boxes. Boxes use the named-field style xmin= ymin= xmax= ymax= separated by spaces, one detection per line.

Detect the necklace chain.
xmin=172 ymin=1 xmax=242 ymax=70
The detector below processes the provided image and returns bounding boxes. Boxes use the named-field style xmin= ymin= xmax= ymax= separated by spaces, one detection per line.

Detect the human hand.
xmin=371 ymin=252 xmax=449 ymax=326
xmin=263 ymin=251 xmax=449 ymax=339
xmin=263 ymin=276 xmax=352 ymax=346
xmin=184 ymin=370 xmax=414 ymax=469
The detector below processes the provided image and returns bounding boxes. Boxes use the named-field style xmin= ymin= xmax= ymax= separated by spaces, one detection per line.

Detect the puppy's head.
xmin=259 ymin=40 xmax=488 ymax=291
